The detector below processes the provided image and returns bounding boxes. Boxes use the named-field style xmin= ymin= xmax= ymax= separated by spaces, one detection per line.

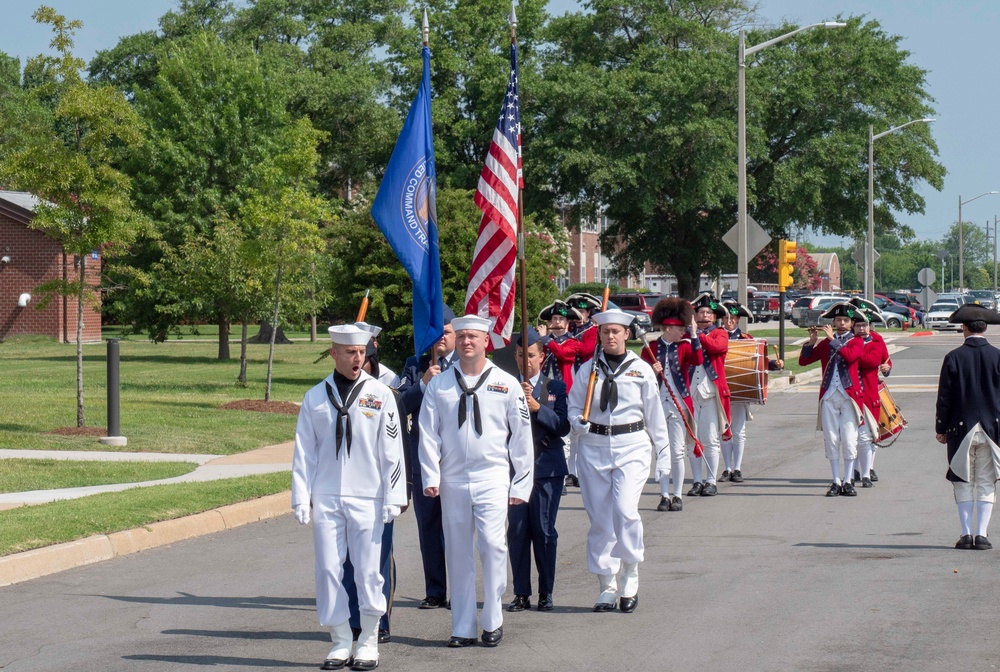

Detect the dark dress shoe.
xmin=593 ymin=601 xmax=616 ymax=612
xmin=869 ymin=469 xmax=878 ymax=482
xmin=826 ymin=482 xmax=841 ymax=497
xmin=701 ymin=482 xmax=718 ymax=497
xmin=351 ymin=660 xmax=378 ymax=671
xmin=656 ymin=496 xmax=670 ymax=511
xmin=618 ymin=594 xmax=638 ymax=613
xmin=537 ymin=594 xmax=553 ymax=611
xmin=669 ymin=495 xmax=683 ymax=511
xmin=719 ymin=470 xmax=731 ymax=482
xmin=322 ymin=658 xmax=351 ymax=670
xmin=956 ymin=534 xmax=974 ymax=550
xmin=687 ymin=482 xmax=704 ymax=496
xmin=975 ymin=535 xmax=993 ymax=550
xmin=377 ymin=629 xmax=390 ymax=644
xmin=481 ymin=627 xmax=503 ymax=647
xmin=447 ymin=636 xmax=476 ymax=648
xmin=840 ymin=481 xmax=857 ymax=496
xmin=507 ymin=595 xmax=530 ymax=612
xmin=853 ymin=469 xmax=861 ymax=483
xmin=861 ymin=477 xmax=873 ymax=488
xmin=419 ymin=595 xmax=447 ymax=609
xmin=568 ymin=475 xmax=579 ymax=487
xmin=730 ymin=469 xmax=744 ymax=483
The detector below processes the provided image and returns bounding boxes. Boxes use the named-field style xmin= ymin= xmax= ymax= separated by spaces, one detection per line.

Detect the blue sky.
xmin=1 ymin=0 xmax=997 ymax=251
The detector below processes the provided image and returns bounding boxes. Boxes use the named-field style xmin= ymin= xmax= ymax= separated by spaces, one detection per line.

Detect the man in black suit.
xmin=935 ymin=304 xmax=1000 ymax=550
xmin=397 ymin=305 xmax=456 ymax=607
xmin=507 ymin=327 xmax=570 ymax=612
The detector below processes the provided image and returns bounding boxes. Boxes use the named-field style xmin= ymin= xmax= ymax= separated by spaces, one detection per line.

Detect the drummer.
xmin=719 ymin=301 xmax=783 ymax=484
xmin=848 ymin=298 xmax=892 ymax=486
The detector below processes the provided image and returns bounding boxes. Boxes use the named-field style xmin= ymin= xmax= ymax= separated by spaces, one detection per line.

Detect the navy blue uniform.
xmin=507 ymin=374 xmax=570 ymax=597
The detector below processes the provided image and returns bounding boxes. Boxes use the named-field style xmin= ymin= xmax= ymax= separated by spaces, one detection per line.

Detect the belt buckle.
xmin=603 ymin=424 xmax=612 ymax=436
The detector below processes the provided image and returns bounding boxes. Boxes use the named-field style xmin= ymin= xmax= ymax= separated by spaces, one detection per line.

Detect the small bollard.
xmin=99 ymin=337 xmax=127 ymax=447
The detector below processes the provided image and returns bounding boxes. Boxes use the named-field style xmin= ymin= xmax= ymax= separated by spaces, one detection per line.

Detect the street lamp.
xmin=866 ymin=118 xmax=935 ymax=301
xmin=958 ymin=191 xmax=999 ymax=292
xmin=737 ymin=21 xmax=846 ymax=317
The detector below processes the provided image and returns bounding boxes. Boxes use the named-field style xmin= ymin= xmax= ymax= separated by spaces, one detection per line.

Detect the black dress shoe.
xmin=730 ymin=469 xmax=744 ymax=483
xmin=701 ymin=482 xmax=718 ymax=497
xmin=861 ymin=477 xmax=873 ymax=488
xmin=377 ymin=629 xmax=390 ymax=644
xmin=507 ymin=595 xmax=530 ymax=612
xmin=975 ymin=535 xmax=993 ymax=550
xmin=537 ymin=594 xmax=553 ymax=611
xmin=419 ymin=595 xmax=447 ymax=609
xmin=869 ymin=469 xmax=879 ymax=482
xmin=840 ymin=481 xmax=857 ymax=496
xmin=322 ymin=658 xmax=351 ymax=670
xmin=618 ymin=594 xmax=638 ymax=613
xmin=719 ymin=470 xmax=731 ymax=482
xmin=569 ymin=475 xmax=579 ymax=487
xmin=656 ymin=496 xmax=670 ymax=511
xmin=826 ymin=483 xmax=841 ymax=497
xmin=351 ymin=660 xmax=378 ymax=671
xmin=687 ymin=482 xmax=704 ymax=496
xmin=593 ymin=601 xmax=616 ymax=612
xmin=669 ymin=495 xmax=683 ymax=511
xmin=481 ymin=627 xmax=503 ymax=647
xmin=956 ymin=534 xmax=974 ymax=550
xmin=447 ymin=636 xmax=476 ymax=648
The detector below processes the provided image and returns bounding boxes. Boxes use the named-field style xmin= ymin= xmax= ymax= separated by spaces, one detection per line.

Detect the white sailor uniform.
xmin=292 ymin=371 xmax=407 ymax=628
xmin=419 ymin=361 xmax=534 ymax=639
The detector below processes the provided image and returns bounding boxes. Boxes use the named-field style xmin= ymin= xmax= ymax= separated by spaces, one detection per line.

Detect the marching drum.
xmin=875 ymin=381 xmax=907 ymax=445
xmin=725 ymin=339 xmax=768 ymax=404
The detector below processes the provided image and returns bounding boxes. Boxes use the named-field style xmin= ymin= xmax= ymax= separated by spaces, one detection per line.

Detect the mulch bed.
xmin=48 ymin=426 xmax=108 ymax=436
xmin=220 ymin=400 xmax=300 ymax=415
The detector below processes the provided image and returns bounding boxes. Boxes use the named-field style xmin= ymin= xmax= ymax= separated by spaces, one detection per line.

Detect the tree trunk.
xmin=249 ymin=320 xmax=291 ymax=344
xmin=265 ymin=264 xmax=283 ymax=402
xmin=237 ymin=321 xmax=248 ymax=386
xmin=76 ymin=255 xmax=85 ymax=427
xmin=218 ymin=314 xmax=231 ymax=361
xmin=675 ymin=268 xmax=701 ymax=300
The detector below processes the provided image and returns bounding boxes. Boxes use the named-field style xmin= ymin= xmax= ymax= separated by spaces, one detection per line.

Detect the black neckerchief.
xmin=325 ymin=372 xmax=367 ymax=458
xmin=455 ymin=365 xmax=490 ymax=435
xmin=597 ymin=353 xmax=633 ymax=413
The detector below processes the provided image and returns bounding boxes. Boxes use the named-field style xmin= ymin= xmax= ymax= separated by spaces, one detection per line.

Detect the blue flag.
xmin=371 ymin=46 xmax=444 ymax=356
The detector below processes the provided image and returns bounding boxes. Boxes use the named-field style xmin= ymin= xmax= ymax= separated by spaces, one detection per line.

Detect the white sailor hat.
xmin=451 ymin=314 xmax=493 ymax=333
xmin=355 ymin=321 xmax=382 ymax=338
xmin=328 ymin=324 xmax=373 ymax=346
xmin=592 ymin=309 xmax=635 ymax=327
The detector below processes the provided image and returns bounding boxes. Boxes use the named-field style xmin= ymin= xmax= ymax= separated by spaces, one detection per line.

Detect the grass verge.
xmin=0 ymin=459 xmax=197 ymax=494
xmin=0 ymin=472 xmax=290 ymax=556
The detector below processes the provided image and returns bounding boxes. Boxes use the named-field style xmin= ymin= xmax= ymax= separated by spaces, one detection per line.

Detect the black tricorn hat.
xmin=949 ymin=304 xmax=1000 ymax=325
xmin=566 ymin=292 xmax=602 ymax=312
xmin=821 ymin=302 xmax=864 ymax=321
xmin=539 ymin=300 xmax=583 ymax=322
xmin=692 ymin=293 xmax=727 ymax=319
xmin=722 ymin=300 xmax=754 ymax=320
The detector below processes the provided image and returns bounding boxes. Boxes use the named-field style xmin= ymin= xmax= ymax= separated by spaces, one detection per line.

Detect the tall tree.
xmin=0 ymin=7 xmax=146 ymax=427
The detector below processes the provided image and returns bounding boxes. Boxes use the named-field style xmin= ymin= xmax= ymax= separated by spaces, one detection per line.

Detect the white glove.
xmin=655 ymin=452 xmax=671 ymax=482
xmin=570 ymin=415 xmax=591 ymax=437
xmin=382 ymin=505 xmax=401 ymax=524
xmin=294 ymin=504 xmax=311 ymax=525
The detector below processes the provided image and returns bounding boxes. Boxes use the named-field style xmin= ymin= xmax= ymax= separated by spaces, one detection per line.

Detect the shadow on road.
xmin=793 ymin=542 xmax=948 ymax=551
xmin=92 ymin=593 xmax=314 ymax=610
xmin=162 ymin=629 xmax=328 ymax=641
xmin=123 ymin=654 xmax=306 ymax=667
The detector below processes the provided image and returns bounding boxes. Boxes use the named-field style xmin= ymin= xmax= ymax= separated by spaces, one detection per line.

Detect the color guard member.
xmin=688 ymin=294 xmax=731 ymax=497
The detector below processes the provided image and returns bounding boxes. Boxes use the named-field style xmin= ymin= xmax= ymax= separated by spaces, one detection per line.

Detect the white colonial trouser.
xmin=440 ymin=480 xmax=509 ymax=639
xmin=721 ymin=402 xmax=748 ymax=472
xmin=691 ymin=394 xmax=722 ymax=484
xmin=821 ymin=388 xmax=859 ymax=462
xmin=660 ymin=403 xmax=691 ymax=498
xmin=312 ymin=495 xmax=386 ymax=626
xmin=857 ymin=417 xmax=875 ymax=479
xmin=954 ymin=436 xmax=998 ymax=504
xmin=577 ymin=437 xmax=650 ymax=576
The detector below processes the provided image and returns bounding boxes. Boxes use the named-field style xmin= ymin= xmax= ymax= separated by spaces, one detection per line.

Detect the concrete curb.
xmin=0 ymin=491 xmax=291 ymax=588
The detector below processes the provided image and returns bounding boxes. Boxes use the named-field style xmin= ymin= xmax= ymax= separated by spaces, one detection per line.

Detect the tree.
xmin=941 ymin=221 xmax=990 ymax=290
xmin=0 ymin=7 xmax=146 ymax=427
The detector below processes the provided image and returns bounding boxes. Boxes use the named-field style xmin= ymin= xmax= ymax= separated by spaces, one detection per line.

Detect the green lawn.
xmin=102 ymin=324 xmax=314 ymax=340
xmin=0 ymin=334 xmax=333 ymax=454
xmin=0 ymin=472 xmax=290 ymax=556
xmin=0 ymin=459 xmax=197 ymax=494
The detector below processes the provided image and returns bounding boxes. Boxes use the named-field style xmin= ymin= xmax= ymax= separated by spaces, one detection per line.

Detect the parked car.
xmin=873 ymin=294 xmax=915 ymax=328
xmin=968 ymin=290 xmax=996 ymax=310
xmin=609 ymin=293 xmax=661 ymax=318
xmin=790 ymin=294 xmax=849 ymax=326
xmin=751 ymin=291 xmax=782 ymax=322
xmin=925 ymin=301 xmax=962 ymax=331
xmin=606 ymin=300 xmax=651 ymax=340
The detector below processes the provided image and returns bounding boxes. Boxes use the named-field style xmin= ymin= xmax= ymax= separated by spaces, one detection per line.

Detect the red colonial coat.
xmin=641 ymin=336 xmax=703 ymax=414
xmin=858 ymin=330 xmax=891 ymax=416
xmin=798 ymin=334 xmax=865 ymax=406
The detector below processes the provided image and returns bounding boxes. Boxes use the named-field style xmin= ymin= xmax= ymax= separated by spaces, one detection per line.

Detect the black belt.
xmin=589 ymin=420 xmax=645 ymax=436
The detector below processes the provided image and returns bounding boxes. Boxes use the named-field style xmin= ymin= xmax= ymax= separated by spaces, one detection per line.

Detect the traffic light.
xmin=778 ymin=239 xmax=797 ymax=292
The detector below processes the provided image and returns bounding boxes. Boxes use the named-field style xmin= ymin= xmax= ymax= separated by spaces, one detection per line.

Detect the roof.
xmin=0 ymin=191 xmax=42 ymax=224
xmin=810 ymin=252 xmax=839 ymax=274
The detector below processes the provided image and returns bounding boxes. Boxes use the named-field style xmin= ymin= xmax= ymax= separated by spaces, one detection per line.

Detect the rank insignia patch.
xmin=358 ymin=395 xmax=383 ymax=410
xmin=361 ymin=410 xmax=375 ymax=418
xmin=487 ymin=384 xmax=509 ymax=394
xmin=625 ymin=370 xmax=645 ymax=378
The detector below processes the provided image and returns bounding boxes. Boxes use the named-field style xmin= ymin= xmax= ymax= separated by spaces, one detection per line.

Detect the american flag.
xmin=466 ymin=43 xmax=522 ymax=349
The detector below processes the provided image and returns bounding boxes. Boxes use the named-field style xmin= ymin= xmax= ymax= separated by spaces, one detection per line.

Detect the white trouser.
xmin=564 ymin=436 xmax=576 ymax=475
xmin=440 ymin=480 xmax=508 ymax=638
xmin=577 ymin=438 xmax=649 ymax=576
xmin=821 ymin=389 xmax=859 ymax=461
xmin=954 ymin=441 xmax=998 ymax=503
xmin=312 ymin=495 xmax=386 ymax=626
xmin=722 ymin=402 xmax=748 ymax=471
xmin=692 ymin=394 xmax=721 ymax=483
xmin=857 ymin=421 xmax=874 ymax=477
xmin=660 ymin=402 xmax=691 ymax=497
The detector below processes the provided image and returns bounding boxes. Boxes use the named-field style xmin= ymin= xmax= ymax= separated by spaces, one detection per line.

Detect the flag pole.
xmin=511 ymin=2 xmax=530 ymax=378
xmin=421 ymin=9 xmax=438 ymax=366
xmin=356 ymin=289 xmax=370 ymax=322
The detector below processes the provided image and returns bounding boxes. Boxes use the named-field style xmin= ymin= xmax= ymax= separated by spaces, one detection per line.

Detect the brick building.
xmin=0 ymin=191 xmax=102 ymax=342
xmin=560 ymin=206 xmax=644 ymax=290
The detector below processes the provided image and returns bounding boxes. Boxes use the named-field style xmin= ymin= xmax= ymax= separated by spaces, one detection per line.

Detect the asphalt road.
xmin=3 ymin=331 xmax=998 ymax=672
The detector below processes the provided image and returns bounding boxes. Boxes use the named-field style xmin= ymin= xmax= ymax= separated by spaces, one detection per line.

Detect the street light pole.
xmin=866 ymin=118 xmax=935 ymax=301
xmin=958 ymin=191 xmax=999 ymax=293
xmin=737 ymin=21 xmax=845 ymax=322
